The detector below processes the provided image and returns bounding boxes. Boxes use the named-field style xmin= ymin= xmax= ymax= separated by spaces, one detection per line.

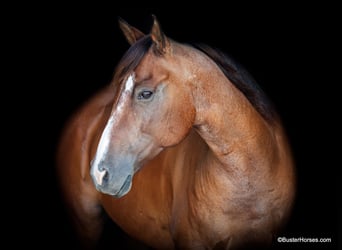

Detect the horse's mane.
xmin=193 ymin=43 xmax=277 ymax=123
xmin=114 ymin=35 xmax=277 ymax=123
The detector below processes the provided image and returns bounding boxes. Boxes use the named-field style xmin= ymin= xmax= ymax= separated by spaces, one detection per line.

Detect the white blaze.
xmin=124 ymin=74 xmax=135 ymax=92
xmin=112 ymin=74 xmax=135 ymax=123
xmin=91 ymin=74 xmax=135 ymax=185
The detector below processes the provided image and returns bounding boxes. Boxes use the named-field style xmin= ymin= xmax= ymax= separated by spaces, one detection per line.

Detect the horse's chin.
xmin=115 ymin=174 xmax=133 ymax=198
xmin=95 ymin=174 xmax=133 ymax=198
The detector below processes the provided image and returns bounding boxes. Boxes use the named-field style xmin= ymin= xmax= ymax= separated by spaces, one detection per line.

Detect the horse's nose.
xmin=93 ymin=166 xmax=108 ymax=186
xmin=90 ymin=155 xmax=135 ymax=197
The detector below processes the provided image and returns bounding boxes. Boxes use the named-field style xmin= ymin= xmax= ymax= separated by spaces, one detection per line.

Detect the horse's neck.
xmin=187 ymin=50 xmax=279 ymax=188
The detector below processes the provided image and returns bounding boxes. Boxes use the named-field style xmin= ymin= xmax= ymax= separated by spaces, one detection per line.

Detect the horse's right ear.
xmin=118 ymin=17 xmax=145 ymax=45
xmin=150 ymin=15 xmax=170 ymax=55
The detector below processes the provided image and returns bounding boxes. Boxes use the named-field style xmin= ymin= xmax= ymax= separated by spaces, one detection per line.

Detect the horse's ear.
xmin=150 ymin=15 xmax=170 ymax=55
xmin=118 ymin=17 xmax=145 ymax=45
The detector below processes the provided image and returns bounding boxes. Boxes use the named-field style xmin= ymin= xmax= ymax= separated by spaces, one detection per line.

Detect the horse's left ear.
xmin=119 ymin=17 xmax=145 ymax=45
xmin=150 ymin=15 xmax=170 ymax=55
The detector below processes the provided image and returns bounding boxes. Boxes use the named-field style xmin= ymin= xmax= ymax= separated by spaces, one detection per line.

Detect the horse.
xmin=56 ymin=16 xmax=296 ymax=249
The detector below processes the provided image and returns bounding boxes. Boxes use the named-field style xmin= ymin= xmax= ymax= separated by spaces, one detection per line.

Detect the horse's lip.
xmin=115 ymin=175 xmax=132 ymax=198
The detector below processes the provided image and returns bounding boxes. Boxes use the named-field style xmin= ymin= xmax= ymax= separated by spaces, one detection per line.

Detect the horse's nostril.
xmin=93 ymin=166 xmax=107 ymax=186
xmin=102 ymin=170 xmax=108 ymax=181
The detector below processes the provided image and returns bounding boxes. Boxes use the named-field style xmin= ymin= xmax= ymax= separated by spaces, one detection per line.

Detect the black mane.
xmin=193 ymin=43 xmax=277 ymax=123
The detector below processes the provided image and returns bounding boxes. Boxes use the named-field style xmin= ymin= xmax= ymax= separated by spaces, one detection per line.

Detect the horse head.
xmin=90 ymin=16 xmax=196 ymax=197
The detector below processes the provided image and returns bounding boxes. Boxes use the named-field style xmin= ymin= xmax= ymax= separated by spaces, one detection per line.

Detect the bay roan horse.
xmin=56 ymin=16 xmax=296 ymax=249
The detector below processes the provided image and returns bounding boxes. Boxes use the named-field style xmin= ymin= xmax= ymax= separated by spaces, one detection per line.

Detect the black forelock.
xmin=114 ymin=35 xmax=153 ymax=82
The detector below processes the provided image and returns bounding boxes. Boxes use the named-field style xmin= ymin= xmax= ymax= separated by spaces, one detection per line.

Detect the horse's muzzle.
xmin=90 ymin=158 xmax=134 ymax=197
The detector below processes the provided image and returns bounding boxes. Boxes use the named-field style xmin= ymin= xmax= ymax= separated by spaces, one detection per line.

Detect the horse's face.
xmin=90 ymin=27 xmax=196 ymax=197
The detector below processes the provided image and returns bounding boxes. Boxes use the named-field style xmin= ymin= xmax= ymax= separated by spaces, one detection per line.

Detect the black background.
xmin=10 ymin=5 xmax=338 ymax=250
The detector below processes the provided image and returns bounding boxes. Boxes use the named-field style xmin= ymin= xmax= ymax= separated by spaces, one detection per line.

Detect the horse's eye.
xmin=137 ymin=90 xmax=153 ymax=100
